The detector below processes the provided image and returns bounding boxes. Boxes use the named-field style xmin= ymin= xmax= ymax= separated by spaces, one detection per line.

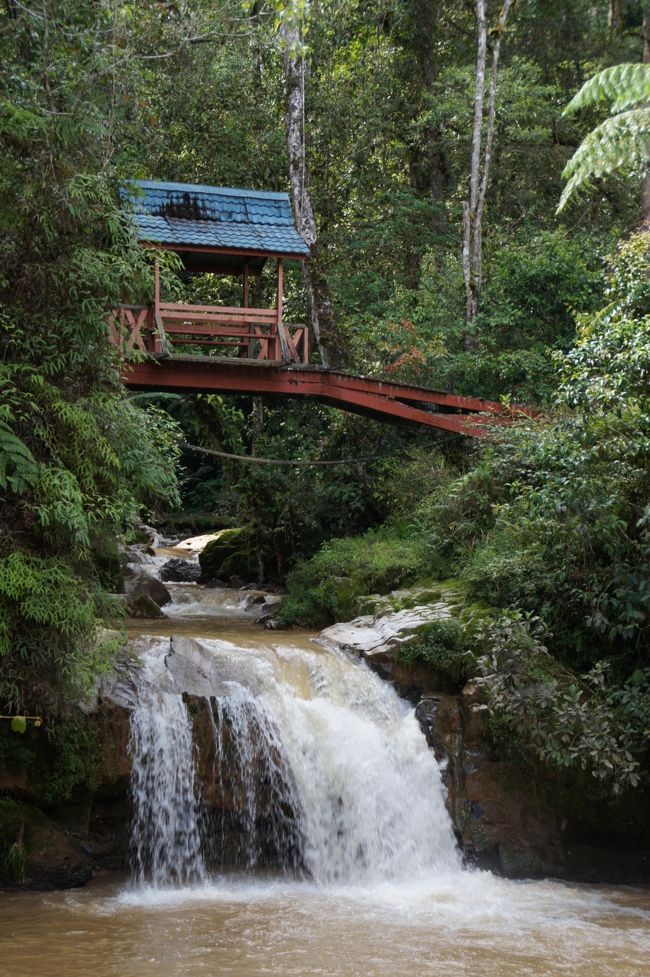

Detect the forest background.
xmin=0 ymin=0 xmax=649 ymax=807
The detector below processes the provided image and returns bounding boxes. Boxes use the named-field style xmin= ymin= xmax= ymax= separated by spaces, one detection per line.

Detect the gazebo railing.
xmin=107 ymin=303 xmax=308 ymax=365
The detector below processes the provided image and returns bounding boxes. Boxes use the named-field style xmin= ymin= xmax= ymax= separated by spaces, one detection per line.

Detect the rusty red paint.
xmin=120 ymin=358 xmax=524 ymax=438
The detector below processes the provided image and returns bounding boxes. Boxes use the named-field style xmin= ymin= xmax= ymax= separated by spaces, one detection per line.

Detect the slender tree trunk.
xmin=280 ymin=19 xmax=344 ymax=369
xmin=608 ymin=0 xmax=625 ymax=33
xmin=405 ymin=0 xmax=447 ymax=213
xmin=462 ymin=0 xmax=513 ymax=331
xmin=463 ymin=0 xmax=488 ymax=329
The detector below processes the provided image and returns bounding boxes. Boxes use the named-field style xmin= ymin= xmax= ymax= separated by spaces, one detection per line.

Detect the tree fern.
xmin=0 ymin=421 xmax=38 ymax=495
xmin=559 ymin=64 xmax=650 ymax=211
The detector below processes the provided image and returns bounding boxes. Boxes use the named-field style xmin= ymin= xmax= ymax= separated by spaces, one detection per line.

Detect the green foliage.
xmin=281 ymin=527 xmax=425 ymax=627
xmin=560 ymin=63 xmax=650 ymax=210
xmin=476 ymin=612 xmax=643 ymax=794
xmin=3 ymin=841 xmax=26 ymax=884
xmin=0 ymin=3 xmax=182 ymax=718
xmin=559 ymin=233 xmax=650 ymax=411
xmin=398 ymin=616 xmax=475 ymax=684
xmin=0 ymin=552 xmax=110 ymax=712
xmin=40 ymin=719 xmax=101 ymax=803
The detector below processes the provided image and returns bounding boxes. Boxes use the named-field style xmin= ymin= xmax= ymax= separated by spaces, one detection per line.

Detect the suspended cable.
xmin=182 ymin=442 xmax=361 ymax=467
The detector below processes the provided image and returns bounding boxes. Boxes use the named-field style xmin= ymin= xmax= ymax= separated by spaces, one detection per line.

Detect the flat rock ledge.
xmin=319 ymin=600 xmax=452 ymax=665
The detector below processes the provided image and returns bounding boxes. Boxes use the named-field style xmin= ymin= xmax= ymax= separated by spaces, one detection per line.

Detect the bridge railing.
xmin=107 ymin=303 xmax=308 ymax=365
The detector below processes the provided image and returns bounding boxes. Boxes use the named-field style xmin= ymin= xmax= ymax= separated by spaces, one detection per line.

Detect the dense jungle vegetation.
xmin=0 ymin=0 xmax=648 ymax=801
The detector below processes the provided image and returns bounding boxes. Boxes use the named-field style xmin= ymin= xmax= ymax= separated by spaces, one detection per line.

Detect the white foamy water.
xmin=129 ymin=644 xmax=205 ymax=886
xmin=163 ymin=583 xmax=257 ymax=620
xmin=202 ymin=637 xmax=460 ymax=881
xmin=3 ymin=872 xmax=648 ymax=977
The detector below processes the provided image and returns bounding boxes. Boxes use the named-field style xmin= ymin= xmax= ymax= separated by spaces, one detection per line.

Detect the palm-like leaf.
xmin=564 ymin=63 xmax=650 ymax=114
xmin=559 ymin=64 xmax=650 ymax=211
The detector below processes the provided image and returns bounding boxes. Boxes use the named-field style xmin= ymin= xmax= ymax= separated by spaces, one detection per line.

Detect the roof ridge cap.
xmin=132 ymin=179 xmax=290 ymax=201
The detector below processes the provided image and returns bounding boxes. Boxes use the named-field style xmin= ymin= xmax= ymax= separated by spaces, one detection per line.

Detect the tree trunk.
xmin=463 ymin=0 xmax=513 ymax=331
xmin=463 ymin=0 xmax=488 ymax=329
xmin=404 ymin=0 xmax=447 ymax=213
xmin=608 ymin=0 xmax=625 ymax=33
xmin=280 ymin=19 xmax=345 ymax=369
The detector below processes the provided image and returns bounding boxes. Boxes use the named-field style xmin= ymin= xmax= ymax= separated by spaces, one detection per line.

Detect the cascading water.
xmin=128 ymin=624 xmax=460 ymax=886
xmin=129 ymin=642 xmax=205 ymax=887
xmin=205 ymin=640 xmax=460 ymax=882
xmin=7 ymin=556 xmax=650 ymax=977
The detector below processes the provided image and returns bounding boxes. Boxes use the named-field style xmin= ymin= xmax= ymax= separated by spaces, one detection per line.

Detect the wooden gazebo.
xmin=109 ymin=180 xmax=310 ymax=363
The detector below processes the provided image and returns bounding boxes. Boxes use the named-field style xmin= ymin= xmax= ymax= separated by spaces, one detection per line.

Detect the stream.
xmin=1 ymin=546 xmax=649 ymax=977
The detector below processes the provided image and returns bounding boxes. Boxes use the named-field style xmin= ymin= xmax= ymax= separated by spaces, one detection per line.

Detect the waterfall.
xmin=128 ymin=631 xmax=460 ymax=887
xmin=129 ymin=643 xmax=205 ymax=887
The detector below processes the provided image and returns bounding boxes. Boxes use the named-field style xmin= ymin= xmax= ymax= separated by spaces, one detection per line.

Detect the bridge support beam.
xmin=121 ymin=357 xmax=523 ymax=437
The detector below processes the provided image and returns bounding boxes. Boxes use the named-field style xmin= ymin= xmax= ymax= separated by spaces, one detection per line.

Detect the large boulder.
xmin=319 ymin=600 xmax=453 ymax=667
xmin=124 ymin=593 xmax=165 ymax=619
xmin=123 ymin=568 xmax=171 ymax=607
xmin=199 ymin=528 xmax=257 ymax=583
xmin=174 ymin=532 xmax=224 ymax=555
xmin=160 ymin=558 xmax=202 ymax=583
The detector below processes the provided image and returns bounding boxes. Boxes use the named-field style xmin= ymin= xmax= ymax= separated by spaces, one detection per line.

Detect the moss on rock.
xmin=199 ymin=528 xmax=257 ymax=583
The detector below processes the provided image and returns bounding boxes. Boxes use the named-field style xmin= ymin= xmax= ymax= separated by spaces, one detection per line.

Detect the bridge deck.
xmin=122 ymin=355 xmax=526 ymax=437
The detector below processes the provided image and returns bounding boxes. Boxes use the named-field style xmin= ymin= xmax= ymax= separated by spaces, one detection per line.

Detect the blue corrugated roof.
xmin=122 ymin=180 xmax=309 ymax=257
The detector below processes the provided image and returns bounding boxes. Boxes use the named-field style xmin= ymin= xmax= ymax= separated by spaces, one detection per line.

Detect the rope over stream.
xmin=182 ymin=442 xmax=362 ymax=467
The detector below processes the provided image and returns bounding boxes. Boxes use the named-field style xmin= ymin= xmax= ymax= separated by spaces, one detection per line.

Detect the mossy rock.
xmin=0 ymin=798 xmax=92 ymax=889
xmin=199 ymin=528 xmax=257 ymax=583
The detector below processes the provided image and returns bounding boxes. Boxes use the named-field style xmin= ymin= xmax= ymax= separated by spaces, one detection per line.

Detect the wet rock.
xmin=124 ymin=593 xmax=166 ymax=619
xmin=123 ymin=569 xmax=171 ymax=608
xmin=174 ymin=532 xmax=224 ymax=555
xmin=160 ymin=558 xmax=202 ymax=583
xmin=319 ymin=602 xmax=452 ymax=666
xmin=0 ymin=799 xmax=92 ymax=890
xmin=228 ymin=574 xmax=247 ymax=589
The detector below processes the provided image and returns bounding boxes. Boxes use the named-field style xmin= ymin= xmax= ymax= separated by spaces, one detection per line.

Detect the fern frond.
xmin=558 ymin=109 xmax=650 ymax=211
xmin=564 ymin=63 xmax=650 ymax=116
xmin=0 ymin=422 xmax=38 ymax=495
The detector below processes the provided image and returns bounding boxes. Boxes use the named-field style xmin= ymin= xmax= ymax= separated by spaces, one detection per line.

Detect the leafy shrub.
xmin=281 ymin=528 xmax=426 ymax=627
xmin=398 ymin=616 xmax=476 ymax=684
xmin=475 ymin=613 xmax=644 ymax=794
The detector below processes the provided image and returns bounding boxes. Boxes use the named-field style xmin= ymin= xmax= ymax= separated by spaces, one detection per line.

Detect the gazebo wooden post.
xmin=242 ymin=262 xmax=252 ymax=359
xmin=276 ymin=258 xmax=289 ymax=362
xmin=152 ymin=259 xmax=161 ymax=353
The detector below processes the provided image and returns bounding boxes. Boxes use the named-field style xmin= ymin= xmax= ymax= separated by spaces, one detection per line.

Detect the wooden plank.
xmin=162 ymin=316 xmax=275 ymax=330
xmin=159 ymin=302 xmax=276 ymax=317
xmin=282 ymin=325 xmax=300 ymax=363
xmin=163 ymin=324 xmax=262 ymax=338
xmin=124 ymin=308 xmax=149 ymax=353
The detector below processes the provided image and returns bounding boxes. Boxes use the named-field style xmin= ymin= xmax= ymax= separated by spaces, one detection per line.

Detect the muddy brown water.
xmin=1 ymin=874 xmax=649 ymax=977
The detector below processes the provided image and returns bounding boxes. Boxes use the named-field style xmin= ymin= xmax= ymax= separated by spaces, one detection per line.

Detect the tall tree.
xmin=279 ymin=4 xmax=345 ymax=368
xmin=462 ymin=0 xmax=513 ymax=327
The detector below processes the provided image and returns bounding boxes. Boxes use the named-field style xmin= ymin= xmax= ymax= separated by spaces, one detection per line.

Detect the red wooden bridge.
xmin=109 ymin=305 xmax=526 ymax=438
xmin=111 ymin=180 xmax=532 ymax=437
